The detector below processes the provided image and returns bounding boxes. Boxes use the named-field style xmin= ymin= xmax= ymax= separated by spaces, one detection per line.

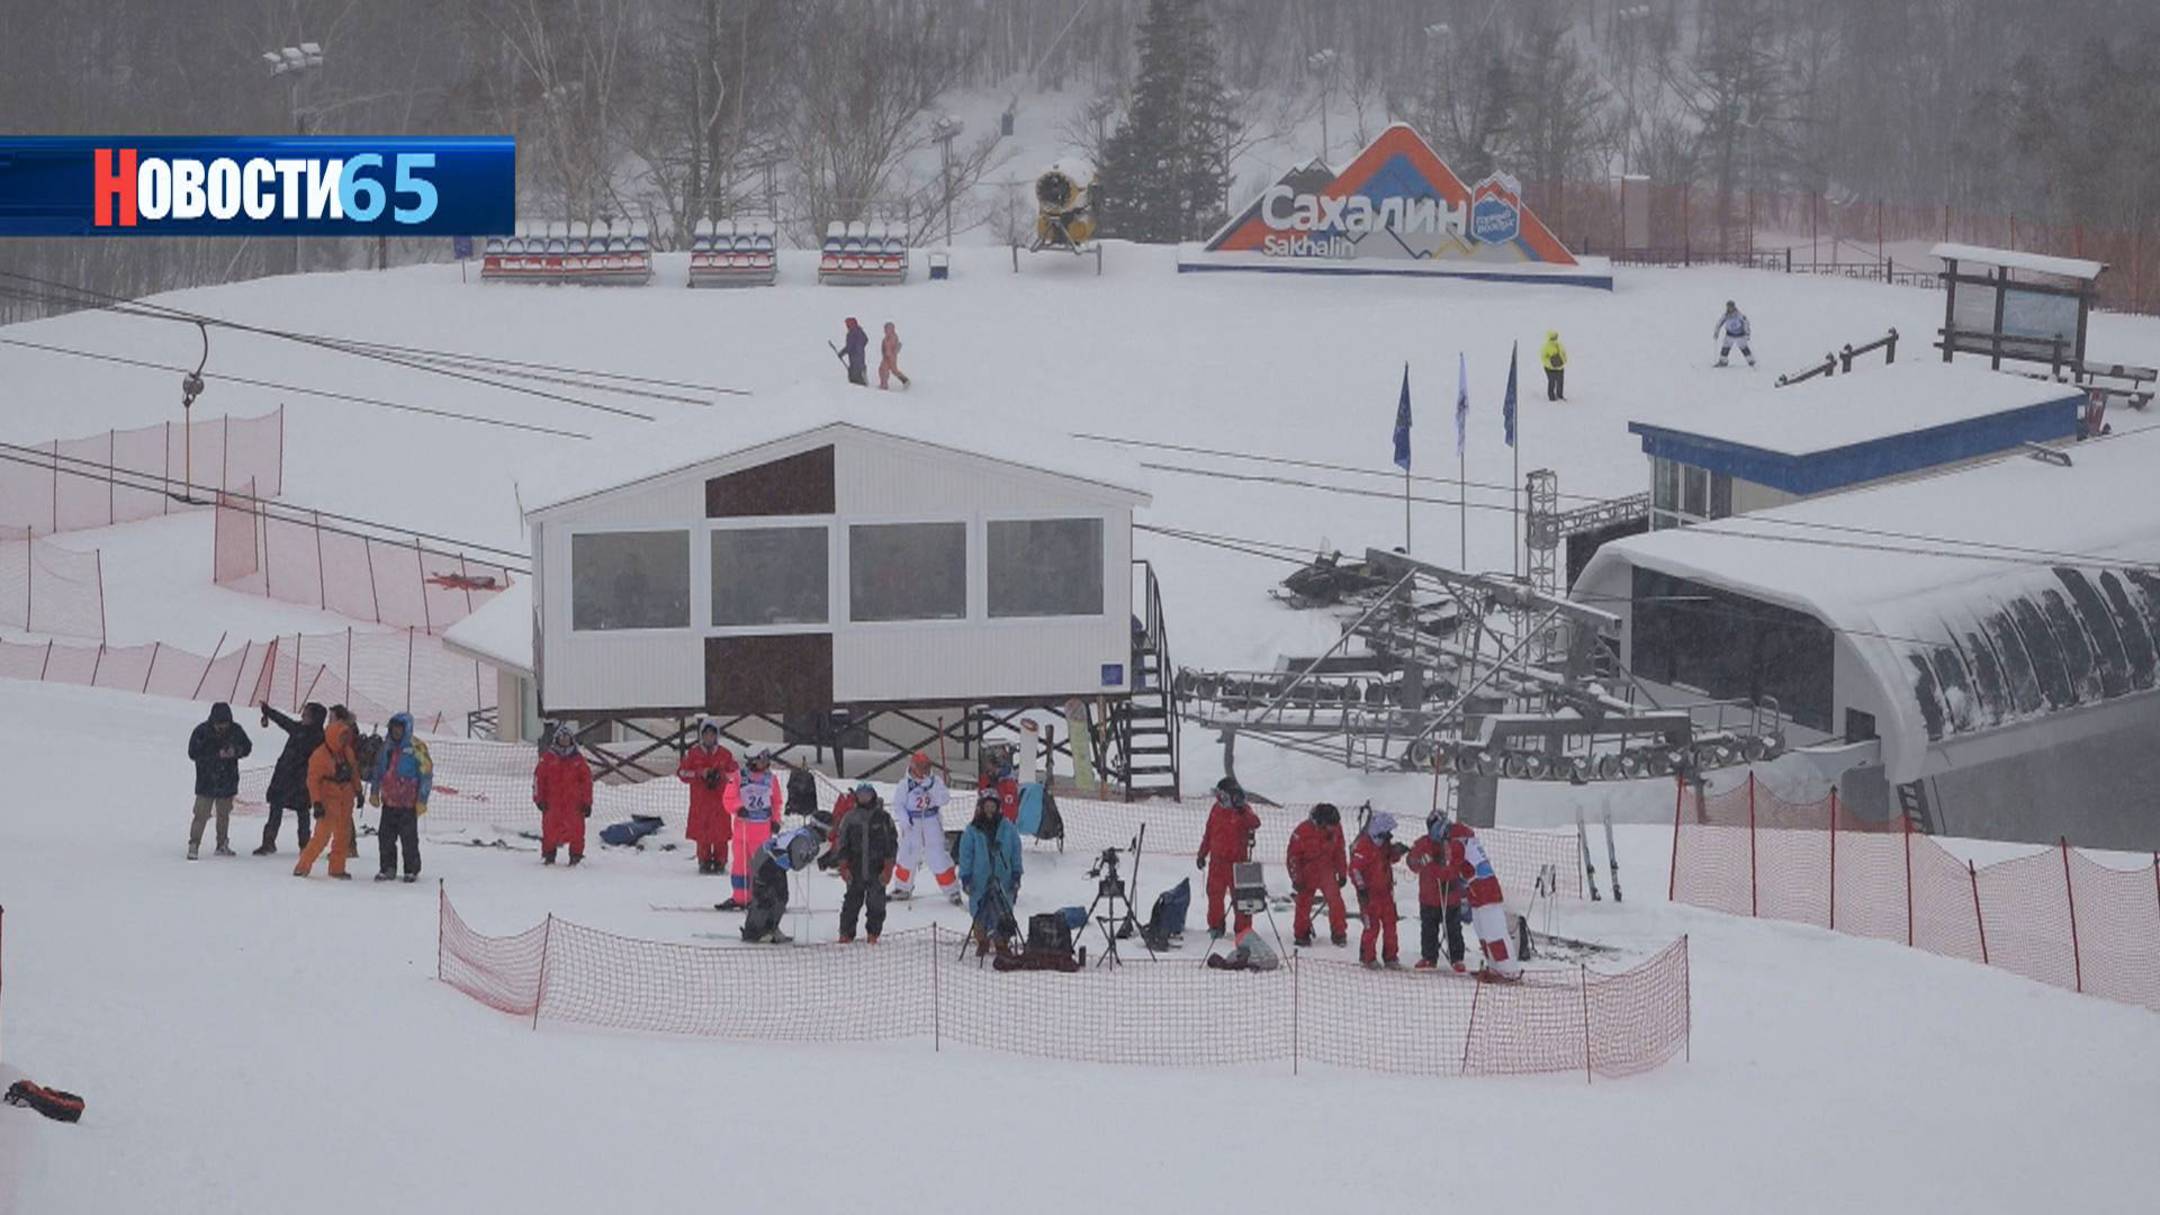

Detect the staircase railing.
xmin=1131 ymin=558 xmax=1179 ymax=798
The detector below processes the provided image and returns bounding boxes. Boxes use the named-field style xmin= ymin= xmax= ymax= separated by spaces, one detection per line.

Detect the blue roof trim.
xmin=1628 ymin=397 xmax=2082 ymax=494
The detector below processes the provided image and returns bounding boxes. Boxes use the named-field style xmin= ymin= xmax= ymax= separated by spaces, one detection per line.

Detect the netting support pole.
xmin=1970 ymin=861 xmax=1989 ymax=966
xmin=1666 ymin=775 xmax=1683 ymax=903
xmin=38 ymin=640 xmax=53 ymax=682
xmin=1460 ymin=965 xmax=1482 ymax=1076
xmin=1682 ymin=935 xmax=1692 ymax=1062
xmin=142 ymin=642 xmax=159 ymax=693
xmin=416 ymin=538 xmax=433 ymax=635
xmin=107 ymin=428 xmax=116 ymax=527
xmin=365 ymin=539 xmax=383 ymax=624
xmin=406 ymin=628 xmax=416 ymax=713
xmin=1747 ymin=772 xmax=1759 ymax=918
xmin=436 ymin=880 xmax=446 ymax=982
xmin=532 ymin=913 xmax=554 ymax=1031
xmin=191 ymin=632 xmax=227 ymax=699
xmin=1579 ymin=963 xmax=1592 ymax=1085
xmin=313 ymin=511 xmax=327 ymax=611
xmin=1828 ymin=786 xmax=1839 ymax=932
xmin=96 ymin=549 xmax=106 ymax=644
xmin=2061 ymin=838 xmax=2082 ymax=994
xmin=345 ymin=628 xmax=354 ymax=709
xmin=1290 ymin=954 xmax=1300 ymax=1077
xmin=1901 ymin=809 xmax=1915 ymax=948
xmin=89 ymin=644 xmax=104 ymax=687
xmin=230 ymin=639 xmax=251 ymax=702
xmin=929 ymin=925 xmax=941 ymax=1052
xmin=22 ymin=529 xmax=31 ymax=631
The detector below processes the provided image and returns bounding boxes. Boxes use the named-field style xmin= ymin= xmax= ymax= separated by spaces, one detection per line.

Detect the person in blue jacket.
xmin=957 ymin=791 xmax=1023 ymax=954
xmin=839 ymin=317 xmax=870 ymax=386
xmin=366 ymin=711 xmax=433 ymax=882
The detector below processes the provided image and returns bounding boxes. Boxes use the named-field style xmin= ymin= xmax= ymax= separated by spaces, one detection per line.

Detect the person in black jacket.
xmin=253 ymin=702 xmax=326 ymax=855
xmin=820 ymin=783 xmax=898 ymax=943
xmin=186 ymin=702 xmax=253 ymax=860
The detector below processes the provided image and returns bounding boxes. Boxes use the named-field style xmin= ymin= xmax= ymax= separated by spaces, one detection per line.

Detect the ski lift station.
xmin=1576 ymin=427 xmax=2160 ymax=850
xmin=496 ymin=382 xmax=1174 ymax=791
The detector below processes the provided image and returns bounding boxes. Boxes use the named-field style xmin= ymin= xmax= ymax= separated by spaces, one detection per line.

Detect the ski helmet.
xmin=1368 ymin=811 xmax=1398 ymax=839
xmin=853 ymin=782 xmax=879 ymax=806
xmin=1310 ymin=803 xmax=1341 ymax=828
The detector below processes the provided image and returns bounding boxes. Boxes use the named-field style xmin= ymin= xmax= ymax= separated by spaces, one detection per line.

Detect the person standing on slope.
xmin=254 ymin=701 xmax=325 ymax=855
xmin=1195 ymin=777 xmax=1262 ymax=940
xmin=957 ymin=791 xmax=1024 ymax=955
xmin=1406 ymin=811 xmax=1469 ymax=971
xmin=1541 ymin=330 xmax=1569 ymax=401
xmin=1433 ymin=814 xmax=1522 ymax=980
xmin=739 ymin=824 xmax=822 ymax=945
xmin=1714 ymin=300 xmax=1756 ymax=367
xmin=186 ymin=702 xmax=253 ymax=859
xmin=878 ymin=321 xmax=910 ymax=390
xmin=292 ymin=716 xmax=361 ymax=880
xmin=840 ymin=317 xmax=870 ymax=386
xmin=820 ymin=783 xmax=898 ymax=943
xmin=676 ymin=719 xmax=736 ymax=876
xmin=533 ymin=723 xmax=594 ymax=866
xmin=724 ymin=750 xmax=784 ymax=907
xmin=890 ymin=751 xmax=961 ymax=904
xmin=976 ymin=744 xmax=1020 ymax=823
xmin=1349 ymin=811 xmax=1407 ymax=969
xmin=1286 ymin=802 xmax=1350 ymax=948
xmin=366 ymin=712 xmax=431 ymax=882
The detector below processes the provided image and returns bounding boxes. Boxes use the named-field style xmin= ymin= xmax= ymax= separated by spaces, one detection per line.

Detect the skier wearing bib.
xmin=1434 ymin=816 xmax=1521 ymax=979
xmin=676 ymin=720 xmax=736 ymax=875
xmin=725 ymin=750 xmax=783 ymax=906
xmin=890 ymin=751 xmax=961 ymax=903
xmin=1286 ymin=802 xmax=1349 ymax=947
xmin=1195 ymin=777 xmax=1262 ymax=939
xmin=1349 ymin=811 xmax=1408 ymax=968
xmin=741 ymin=825 xmax=821 ymax=944
xmin=1714 ymin=301 xmax=1756 ymax=367
xmin=533 ymin=723 xmax=594 ymax=866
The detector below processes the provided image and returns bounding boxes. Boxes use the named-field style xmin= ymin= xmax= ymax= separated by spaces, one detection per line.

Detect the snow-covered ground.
xmin=2 ymin=247 xmax=2158 ymax=1211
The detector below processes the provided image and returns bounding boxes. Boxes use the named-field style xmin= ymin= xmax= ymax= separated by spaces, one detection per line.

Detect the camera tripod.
xmin=1083 ymin=824 xmax=1154 ymax=967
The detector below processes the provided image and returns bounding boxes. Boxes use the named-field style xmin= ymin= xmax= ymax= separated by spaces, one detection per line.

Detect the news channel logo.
xmin=0 ymin=136 xmax=515 ymax=236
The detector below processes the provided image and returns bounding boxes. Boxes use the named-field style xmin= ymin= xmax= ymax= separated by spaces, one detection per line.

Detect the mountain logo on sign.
xmin=1468 ymin=173 xmax=1524 ymax=246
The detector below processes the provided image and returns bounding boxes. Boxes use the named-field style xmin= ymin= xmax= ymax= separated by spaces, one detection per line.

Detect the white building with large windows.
xmin=515 ymin=382 xmax=1151 ymax=725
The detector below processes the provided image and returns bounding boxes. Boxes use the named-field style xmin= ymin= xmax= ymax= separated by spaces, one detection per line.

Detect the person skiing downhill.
xmin=725 ymin=750 xmax=784 ymax=906
xmin=878 ymin=321 xmax=910 ymax=390
xmin=1715 ymin=300 xmax=1756 ymax=367
xmin=676 ymin=719 xmax=736 ymax=875
xmin=890 ymin=751 xmax=961 ymax=904
xmin=365 ymin=712 xmax=431 ymax=882
xmin=1433 ymin=814 xmax=1522 ymax=979
xmin=255 ymin=701 xmax=325 ymax=855
xmin=1349 ymin=811 xmax=1408 ymax=968
xmin=186 ymin=702 xmax=253 ymax=859
xmin=533 ymin=723 xmax=594 ymax=866
xmin=1406 ymin=811 xmax=1469 ymax=971
xmin=1540 ymin=330 xmax=1568 ymax=401
xmin=1195 ymin=777 xmax=1262 ymax=939
xmin=839 ymin=317 xmax=869 ymax=386
xmin=1286 ymin=802 xmax=1350 ymax=947
xmin=820 ymin=782 xmax=898 ymax=943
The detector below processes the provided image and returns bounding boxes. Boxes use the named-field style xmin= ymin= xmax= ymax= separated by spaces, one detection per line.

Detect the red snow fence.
xmin=1670 ymin=773 xmax=2160 ymax=1013
xmin=0 ymin=531 xmax=106 ymax=641
xmin=0 ymin=410 xmax=284 ymax=537
xmin=437 ymin=888 xmax=1689 ymax=1079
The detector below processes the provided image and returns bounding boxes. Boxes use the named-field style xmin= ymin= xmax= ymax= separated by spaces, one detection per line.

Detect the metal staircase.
xmin=1895 ymin=779 xmax=1937 ymax=834
xmin=1104 ymin=559 xmax=1181 ymax=800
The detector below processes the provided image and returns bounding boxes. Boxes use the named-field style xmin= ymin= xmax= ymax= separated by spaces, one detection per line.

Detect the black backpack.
xmin=1026 ymin=912 xmax=1074 ymax=955
xmin=785 ymin=767 xmax=819 ymax=817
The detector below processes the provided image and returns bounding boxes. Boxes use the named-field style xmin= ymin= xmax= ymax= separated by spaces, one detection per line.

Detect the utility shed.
xmin=1577 ymin=431 xmax=2160 ymax=849
xmin=516 ymin=382 xmax=1152 ymax=728
xmin=1627 ymin=361 xmax=2084 ymax=529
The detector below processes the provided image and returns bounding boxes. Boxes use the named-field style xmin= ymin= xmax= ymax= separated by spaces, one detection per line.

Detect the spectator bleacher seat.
xmin=817 ymin=220 xmax=910 ymax=286
xmin=481 ymin=217 xmax=651 ymax=285
xmin=688 ymin=215 xmax=778 ymax=287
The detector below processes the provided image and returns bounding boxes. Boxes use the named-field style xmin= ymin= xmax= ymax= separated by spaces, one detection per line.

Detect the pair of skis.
xmin=1576 ymin=809 xmax=1622 ymax=902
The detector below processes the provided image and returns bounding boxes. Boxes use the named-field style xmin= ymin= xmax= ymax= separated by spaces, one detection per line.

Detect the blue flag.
xmin=1503 ymin=341 xmax=1518 ymax=448
xmin=1392 ymin=362 xmax=1412 ymax=471
xmin=1454 ymin=352 xmax=1469 ymax=457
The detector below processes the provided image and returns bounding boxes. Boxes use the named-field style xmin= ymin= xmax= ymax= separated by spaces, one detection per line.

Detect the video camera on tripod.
xmin=1086 ymin=844 xmax=1129 ymax=899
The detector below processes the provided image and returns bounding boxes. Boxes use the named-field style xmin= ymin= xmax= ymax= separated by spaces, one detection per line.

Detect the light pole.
xmin=262 ymin=42 xmax=325 ymax=274
xmin=1307 ymin=48 xmax=1338 ymax=162
xmin=931 ymin=115 xmax=964 ymax=246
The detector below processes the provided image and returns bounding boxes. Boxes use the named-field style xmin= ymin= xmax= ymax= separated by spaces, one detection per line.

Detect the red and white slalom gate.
xmin=1669 ymin=773 xmax=2160 ymax=1012
xmin=0 ymin=409 xmax=284 ymax=537
xmin=438 ymin=887 xmax=1689 ymax=1079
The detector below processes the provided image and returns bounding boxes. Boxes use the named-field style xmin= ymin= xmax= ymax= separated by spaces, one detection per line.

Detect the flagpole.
xmin=1459 ymin=443 xmax=1467 ymax=570
xmin=1404 ymin=464 xmax=1412 ymax=552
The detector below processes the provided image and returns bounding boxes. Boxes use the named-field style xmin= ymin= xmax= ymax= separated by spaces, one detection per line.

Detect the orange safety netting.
xmin=0 ymin=410 xmax=283 ymax=537
xmin=0 ymin=532 xmax=105 ymax=640
xmin=1670 ymin=773 xmax=2160 ymax=1012
xmin=437 ymin=888 xmax=1690 ymax=1078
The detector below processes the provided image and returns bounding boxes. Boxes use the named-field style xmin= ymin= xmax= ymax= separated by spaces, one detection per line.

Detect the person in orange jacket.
xmin=1348 ymin=811 xmax=1408 ymax=968
xmin=534 ymin=723 xmax=595 ymax=866
xmin=676 ymin=719 xmax=736 ymax=875
xmin=878 ymin=321 xmax=910 ymax=390
xmin=1195 ymin=777 xmax=1262 ymax=939
xmin=1286 ymin=802 xmax=1349 ymax=948
xmin=292 ymin=717 xmax=361 ymax=880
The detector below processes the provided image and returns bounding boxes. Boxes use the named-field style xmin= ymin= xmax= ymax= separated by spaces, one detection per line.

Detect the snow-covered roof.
xmin=518 ymin=379 xmax=1150 ymax=517
xmin=440 ymin=578 xmax=532 ymax=677
xmin=1932 ymin=242 xmax=2106 ymax=283
xmin=1631 ymin=361 xmax=2085 ymax=459
xmin=1583 ymin=431 xmax=2160 ymax=782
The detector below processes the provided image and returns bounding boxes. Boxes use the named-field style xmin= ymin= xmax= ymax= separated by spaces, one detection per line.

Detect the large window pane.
xmin=989 ymin=517 xmax=1104 ymax=618
xmin=572 ymin=531 xmax=689 ymax=630
xmin=849 ymin=522 xmax=966 ymax=622
xmin=1682 ymin=466 xmax=1708 ymax=517
xmin=711 ymin=526 xmax=829 ymax=626
xmin=1652 ymin=459 xmax=1679 ymax=512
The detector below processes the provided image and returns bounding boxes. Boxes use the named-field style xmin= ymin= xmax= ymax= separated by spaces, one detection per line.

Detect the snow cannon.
xmin=1032 ymin=165 xmax=1096 ymax=251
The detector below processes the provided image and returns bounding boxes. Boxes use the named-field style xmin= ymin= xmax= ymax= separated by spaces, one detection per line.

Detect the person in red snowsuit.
xmin=675 ymin=720 xmax=736 ymax=875
xmin=1433 ymin=815 xmax=1520 ymax=979
xmin=976 ymin=746 xmax=1020 ymax=823
xmin=1406 ymin=811 xmax=1469 ymax=970
xmin=1286 ymin=802 xmax=1349 ymax=947
xmin=1195 ymin=777 xmax=1262 ymax=938
xmin=1348 ymin=811 xmax=1407 ymax=967
xmin=533 ymin=723 xmax=594 ymax=866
